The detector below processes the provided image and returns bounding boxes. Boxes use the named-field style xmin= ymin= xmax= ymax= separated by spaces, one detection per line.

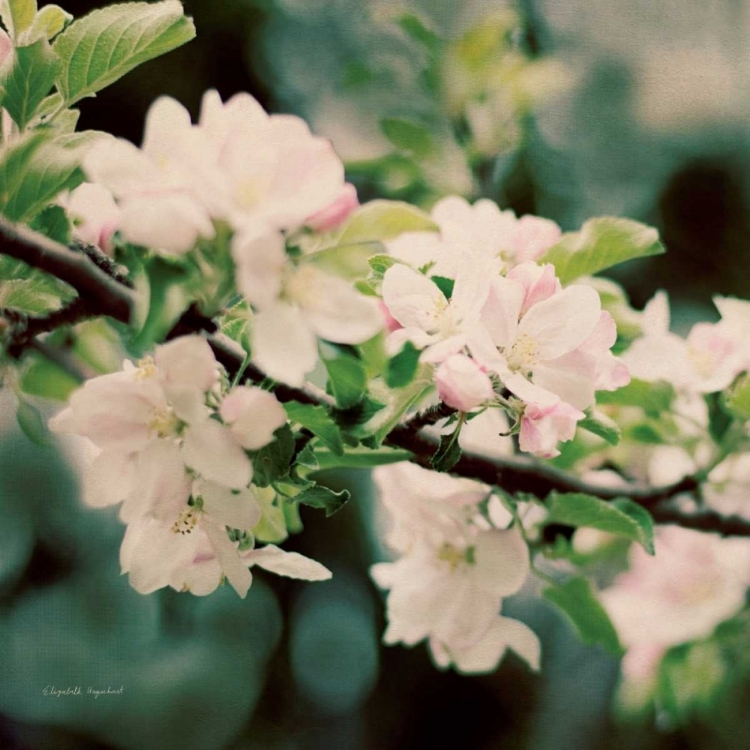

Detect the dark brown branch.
xmin=2 ymin=215 xmax=749 ymax=536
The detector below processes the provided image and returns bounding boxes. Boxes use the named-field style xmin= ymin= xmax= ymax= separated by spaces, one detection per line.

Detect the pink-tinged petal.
xmin=472 ymin=528 xmax=530 ymax=598
xmin=252 ymin=303 xmax=318 ymax=386
xmin=82 ymin=450 xmax=137 ymax=509
xmin=83 ymin=138 xmax=159 ymax=196
xmin=300 ymin=270 xmax=383 ymax=344
xmin=220 ymin=386 xmax=287 ymax=450
xmin=382 ymin=264 xmax=447 ymax=331
xmin=519 ymin=401 xmax=583 ymax=458
xmin=385 ymin=326 xmax=435 ymax=356
xmin=64 ymin=183 xmax=120 ymax=255
xmin=121 ymin=439 xmax=191 ymax=522
xmin=518 ymin=284 xmax=601 ymax=361
xmin=379 ymin=300 xmax=403 ymax=333
xmin=118 ymin=193 xmax=214 ymax=255
xmin=181 ymin=419 xmax=253 ymax=490
xmin=480 ymin=276 xmax=524 ymax=349
xmin=0 ymin=29 xmax=12 ymax=68
xmin=194 ymin=479 xmax=261 ymax=531
xmin=512 ymin=215 xmax=562 ymax=263
xmin=594 ymin=352 xmax=630 ymax=392
xmin=232 ymin=228 xmax=286 ymax=311
xmin=420 ymin=334 xmax=467 ymax=364
xmin=203 ymin=517 xmax=253 ymax=598
xmin=155 ymin=335 xmax=219 ymax=394
xmin=121 ymin=517 xmax=200 ymax=594
xmin=507 ymin=262 xmax=561 ymax=315
xmin=450 ymin=262 xmax=496 ymax=324
xmin=243 ymin=544 xmax=332 ymax=580
xmin=502 ymin=371 xmax=559 ymax=409
xmin=532 ymin=351 xmax=597 ymax=410
xmin=435 ymin=354 xmax=494 ymax=411
xmin=305 ymin=183 xmax=359 ymax=232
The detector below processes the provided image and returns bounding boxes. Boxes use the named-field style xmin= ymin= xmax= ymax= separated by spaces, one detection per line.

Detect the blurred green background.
xmin=1 ymin=1 xmax=749 ymax=748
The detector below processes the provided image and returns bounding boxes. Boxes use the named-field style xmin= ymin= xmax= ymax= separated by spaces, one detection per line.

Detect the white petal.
xmin=195 ymin=478 xmax=261 ymax=530
xmin=518 ymin=285 xmax=601 ymax=361
xmin=244 ymin=544 xmax=332 ymax=580
xmin=181 ymin=419 xmax=253 ymax=489
xmin=219 ymin=386 xmax=287 ymax=450
xmin=480 ymin=276 xmax=524 ymax=349
xmin=252 ymin=303 xmax=318 ymax=386
xmin=82 ymin=450 xmax=136 ymax=509
xmin=232 ymin=228 xmax=286 ymax=311
xmin=382 ymin=264 xmax=447 ymax=330
xmin=155 ymin=335 xmax=219 ymax=394
xmin=203 ymin=517 xmax=253 ymax=598
xmin=473 ymin=528 xmax=530 ymax=598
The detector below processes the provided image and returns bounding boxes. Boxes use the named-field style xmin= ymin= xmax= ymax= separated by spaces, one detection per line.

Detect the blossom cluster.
xmin=381 ymin=197 xmax=630 ymax=457
xmin=65 ymin=91 xmax=383 ymax=387
xmin=371 ymin=462 xmax=539 ymax=674
xmin=50 ymin=335 xmax=330 ymax=598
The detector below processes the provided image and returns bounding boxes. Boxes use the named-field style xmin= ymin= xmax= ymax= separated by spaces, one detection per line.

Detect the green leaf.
xmin=724 ymin=374 xmax=750 ymax=421
xmin=29 ymin=203 xmax=70 ymax=243
xmin=304 ymin=241 xmax=381 ymax=281
xmin=129 ymin=257 xmax=192 ymax=354
xmin=578 ymin=409 xmax=621 ymax=445
xmin=249 ymin=424 xmax=295 ymax=488
xmin=338 ymin=200 xmax=438 ymax=245
xmin=20 ymin=351 xmax=79 ymax=400
xmin=16 ymin=398 xmax=49 ymax=445
xmin=543 ymin=577 xmax=622 ymax=655
xmin=705 ymin=392 xmax=733 ymax=444
xmin=385 ymin=340 xmax=420 ymax=388
xmin=398 ymin=13 xmax=440 ymax=51
xmin=252 ymin=486 xmax=287 ymax=543
xmin=0 ymin=0 xmax=37 ymax=38
xmin=596 ymin=377 xmax=675 ymax=418
xmin=22 ymin=4 xmax=71 ymax=42
xmin=430 ymin=275 xmax=454 ymax=299
xmin=430 ymin=425 xmax=462 ymax=472
xmin=284 ymin=401 xmax=344 ymax=455
xmin=545 ymin=492 xmax=655 ymax=554
xmin=295 ymin=482 xmax=350 ymax=517
xmin=539 ymin=217 xmax=665 ymax=286
xmin=53 ymin=0 xmax=196 ymax=107
xmin=381 ymin=117 xmax=434 ymax=157
xmin=2 ymin=39 xmax=60 ymax=128
xmin=0 ymin=255 xmax=75 ymax=314
xmin=0 ymin=134 xmax=85 ymax=222
xmin=298 ymin=443 xmax=413 ymax=474
xmin=320 ymin=344 xmax=367 ymax=409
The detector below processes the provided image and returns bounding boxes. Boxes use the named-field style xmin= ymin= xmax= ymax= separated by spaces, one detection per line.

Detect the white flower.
xmin=233 ymin=229 xmax=382 ymax=386
xmin=84 ymin=97 xmax=215 ymax=254
xmin=386 ymin=196 xmax=561 ymax=277
xmin=601 ymin=526 xmax=750 ymax=681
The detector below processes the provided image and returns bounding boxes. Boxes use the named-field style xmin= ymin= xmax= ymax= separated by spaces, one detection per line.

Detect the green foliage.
xmin=248 ymin=424 xmax=295 ymax=488
xmin=53 ymin=0 xmax=195 ymax=107
xmin=337 ymin=201 xmax=438 ymax=245
xmin=304 ymin=242 xmax=379 ymax=281
xmin=25 ymin=4 xmax=71 ymax=42
xmin=284 ymin=402 xmax=344 ymax=455
xmin=29 ymin=204 xmax=70 ymax=243
xmin=397 ymin=12 xmax=440 ymax=52
xmin=320 ymin=343 xmax=367 ymax=409
xmin=385 ymin=340 xmax=420 ymax=389
xmin=297 ymin=443 xmax=413 ymax=474
xmin=15 ymin=397 xmax=49 ymax=444
xmin=19 ymin=349 xmax=80 ymax=399
xmin=0 ymin=0 xmax=37 ymax=39
xmin=596 ymin=377 xmax=675 ymax=417
xmin=543 ymin=577 xmax=623 ymax=656
xmin=0 ymin=255 xmax=75 ymax=314
xmin=724 ymin=374 xmax=750 ymax=421
xmin=430 ymin=423 xmax=462 ymax=472
xmin=539 ymin=217 xmax=664 ymax=285
xmin=0 ymin=132 xmax=89 ymax=222
xmin=2 ymin=38 xmax=60 ymax=128
xmin=705 ymin=391 xmax=734 ymax=444
xmin=545 ymin=492 xmax=655 ymax=554
xmin=578 ymin=409 xmax=621 ymax=445
xmin=381 ymin=117 xmax=434 ymax=158
xmin=295 ymin=483 xmax=350 ymax=517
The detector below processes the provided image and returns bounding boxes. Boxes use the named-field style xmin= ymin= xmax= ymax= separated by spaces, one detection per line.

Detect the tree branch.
xmin=2 ymin=216 xmax=749 ymax=536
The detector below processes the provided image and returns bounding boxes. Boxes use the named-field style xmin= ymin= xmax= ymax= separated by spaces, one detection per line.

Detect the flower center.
xmin=171 ymin=507 xmax=200 ymax=535
xmin=437 ymin=542 xmax=474 ymax=571
xmin=135 ymin=356 xmax=158 ymax=379
xmin=507 ymin=332 xmax=540 ymax=372
xmin=148 ymin=408 xmax=179 ymax=438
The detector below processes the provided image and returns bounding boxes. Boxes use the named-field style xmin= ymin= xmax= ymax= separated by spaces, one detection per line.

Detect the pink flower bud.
xmin=435 ymin=354 xmax=494 ymax=411
xmin=304 ymin=183 xmax=359 ymax=232
xmin=513 ymin=215 xmax=562 ymax=263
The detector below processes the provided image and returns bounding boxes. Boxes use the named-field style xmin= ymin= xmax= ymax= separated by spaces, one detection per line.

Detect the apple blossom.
xmin=386 ymin=196 xmax=561 ymax=277
xmin=60 ymin=183 xmax=120 ymax=255
xmin=371 ymin=463 xmax=538 ymax=674
xmin=601 ymin=527 xmax=750 ymax=682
